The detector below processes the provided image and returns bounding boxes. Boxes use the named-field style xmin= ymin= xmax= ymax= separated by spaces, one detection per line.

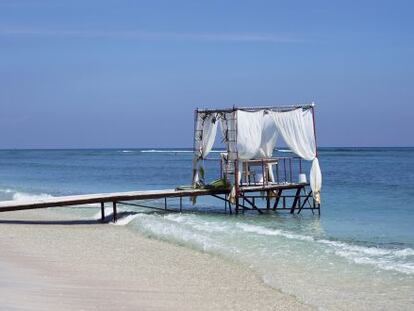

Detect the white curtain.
xmin=193 ymin=112 xmax=218 ymax=185
xmin=236 ymin=110 xmax=264 ymax=160
xmin=271 ymin=108 xmax=322 ymax=202
xmin=229 ymin=110 xmax=279 ymax=184
xmin=220 ymin=110 xmax=278 ymax=161
xmin=257 ymin=113 xmax=278 ymax=182
xmin=194 ymin=113 xmax=218 ymax=159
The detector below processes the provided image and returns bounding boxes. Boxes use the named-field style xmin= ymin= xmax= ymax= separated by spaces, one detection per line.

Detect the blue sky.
xmin=0 ymin=0 xmax=413 ymax=148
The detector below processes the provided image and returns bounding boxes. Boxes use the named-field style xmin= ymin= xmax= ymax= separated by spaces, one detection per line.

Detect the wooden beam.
xmin=242 ymin=196 xmax=263 ymax=214
xmin=100 ymin=202 xmax=105 ymax=222
xmin=0 ymin=188 xmax=228 ymax=213
xmin=273 ymin=189 xmax=282 ymax=210
xmin=112 ymin=202 xmax=117 ymax=223
xmin=297 ymin=191 xmax=312 ymax=214
xmin=290 ymin=187 xmax=302 ymax=214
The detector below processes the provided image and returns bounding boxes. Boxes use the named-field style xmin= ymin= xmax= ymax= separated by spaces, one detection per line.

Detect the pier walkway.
xmin=0 ymin=182 xmax=317 ymax=222
xmin=0 ymin=188 xmax=228 ymax=222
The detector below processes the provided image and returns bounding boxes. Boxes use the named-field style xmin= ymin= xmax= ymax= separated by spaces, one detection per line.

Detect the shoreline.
xmin=0 ymin=209 xmax=314 ymax=311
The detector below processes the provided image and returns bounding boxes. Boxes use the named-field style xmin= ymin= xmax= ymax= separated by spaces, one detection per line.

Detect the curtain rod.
xmin=196 ymin=103 xmax=315 ymax=113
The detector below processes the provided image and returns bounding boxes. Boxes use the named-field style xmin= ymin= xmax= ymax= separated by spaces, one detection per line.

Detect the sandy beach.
xmin=0 ymin=209 xmax=314 ymax=311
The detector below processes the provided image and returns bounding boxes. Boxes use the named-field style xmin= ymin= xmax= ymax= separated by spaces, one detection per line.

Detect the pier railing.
xmin=203 ymin=156 xmax=306 ymax=187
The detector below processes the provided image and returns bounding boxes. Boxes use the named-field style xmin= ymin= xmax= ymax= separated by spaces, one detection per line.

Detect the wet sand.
xmin=0 ymin=209 xmax=315 ymax=311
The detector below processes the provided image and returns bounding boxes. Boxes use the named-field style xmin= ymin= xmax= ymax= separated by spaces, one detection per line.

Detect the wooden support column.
xmin=242 ymin=196 xmax=263 ymax=214
xmin=297 ymin=190 xmax=312 ymax=214
xmin=100 ymin=202 xmax=105 ymax=222
xmin=179 ymin=197 xmax=183 ymax=212
xmin=112 ymin=201 xmax=117 ymax=222
xmin=273 ymin=189 xmax=282 ymax=210
xmin=290 ymin=187 xmax=302 ymax=214
xmin=266 ymin=191 xmax=270 ymax=210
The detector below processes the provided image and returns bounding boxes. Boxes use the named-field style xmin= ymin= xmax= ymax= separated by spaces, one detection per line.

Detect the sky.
xmin=0 ymin=0 xmax=413 ymax=148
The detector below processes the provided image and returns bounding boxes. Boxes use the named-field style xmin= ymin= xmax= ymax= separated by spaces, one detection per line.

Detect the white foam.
xmin=133 ymin=213 xmax=226 ymax=253
xmin=230 ymin=223 xmax=414 ymax=275
xmin=395 ymin=248 xmax=414 ymax=257
xmin=236 ymin=223 xmax=314 ymax=241
xmin=92 ymin=207 xmax=113 ymax=220
xmin=111 ymin=213 xmax=140 ymax=226
xmin=12 ymin=192 xmax=54 ymax=201
xmin=318 ymin=239 xmax=414 ymax=274
xmin=164 ymin=214 xmax=228 ymax=233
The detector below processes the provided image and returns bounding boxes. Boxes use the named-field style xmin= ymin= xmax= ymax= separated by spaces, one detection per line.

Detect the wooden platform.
xmin=239 ymin=182 xmax=309 ymax=192
xmin=0 ymin=188 xmax=227 ymax=213
xmin=0 ymin=182 xmax=316 ymax=221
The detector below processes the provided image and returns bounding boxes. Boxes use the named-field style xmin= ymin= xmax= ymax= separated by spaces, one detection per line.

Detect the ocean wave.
xmin=119 ymin=150 xmax=135 ymax=153
xmin=0 ymin=187 xmax=55 ymax=201
xmin=12 ymin=191 xmax=54 ymax=201
xmin=233 ymin=223 xmax=414 ymax=275
xmin=318 ymin=239 xmax=414 ymax=274
xmin=236 ymin=223 xmax=314 ymax=241
xmin=111 ymin=213 xmax=140 ymax=226
xmin=164 ymin=214 xmax=228 ymax=233
xmin=133 ymin=213 xmax=229 ymax=253
xmin=101 ymin=209 xmax=414 ymax=276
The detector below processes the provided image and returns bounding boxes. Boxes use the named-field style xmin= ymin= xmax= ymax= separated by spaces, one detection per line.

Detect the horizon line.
xmin=0 ymin=27 xmax=304 ymax=43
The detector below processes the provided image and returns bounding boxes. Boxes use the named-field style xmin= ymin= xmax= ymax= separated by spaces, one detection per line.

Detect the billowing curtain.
xmin=220 ymin=110 xmax=278 ymax=184
xmin=235 ymin=110 xmax=264 ymax=185
xmin=236 ymin=110 xmax=263 ymax=159
xmin=271 ymin=109 xmax=322 ymax=202
xmin=257 ymin=113 xmax=278 ymax=182
xmin=192 ymin=112 xmax=218 ymax=184
xmin=194 ymin=113 xmax=218 ymax=159
xmin=257 ymin=113 xmax=278 ymax=158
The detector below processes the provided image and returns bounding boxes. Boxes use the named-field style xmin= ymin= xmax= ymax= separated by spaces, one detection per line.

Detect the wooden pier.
xmin=0 ymin=182 xmax=319 ymax=223
xmin=0 ymin=188 xmax=229 ymax=222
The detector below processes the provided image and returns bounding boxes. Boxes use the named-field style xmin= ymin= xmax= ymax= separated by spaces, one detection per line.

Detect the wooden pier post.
xmin=290 ymin=188 xmax=302 ymax=214
xmin=273 ymin=189 xmax=282 ymax=210
xmin=266 ymin=191 xmax=270 ymax=210
xmin=100 ymin=202 xmax=105 ymax=222
xmin=112 ymin=201 xmax=117 ymax=222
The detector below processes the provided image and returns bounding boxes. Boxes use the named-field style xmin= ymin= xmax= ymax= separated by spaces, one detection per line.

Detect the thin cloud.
xmin=0 ymin=28 xmax=302 ymax=43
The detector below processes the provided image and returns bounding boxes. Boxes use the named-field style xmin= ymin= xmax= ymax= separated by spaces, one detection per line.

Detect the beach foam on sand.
xmin=0 ymin=209 xmax=314 ymax=311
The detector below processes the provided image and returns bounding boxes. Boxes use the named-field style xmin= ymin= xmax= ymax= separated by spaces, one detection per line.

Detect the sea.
xmin=0 ymin=148 xmax=413 ymax=310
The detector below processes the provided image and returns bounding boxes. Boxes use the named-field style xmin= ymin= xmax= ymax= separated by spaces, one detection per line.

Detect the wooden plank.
xmin=0 ymin=188 xmax=228 ymax=213
xmin=239 ymin=183 xmax=309 ymax=193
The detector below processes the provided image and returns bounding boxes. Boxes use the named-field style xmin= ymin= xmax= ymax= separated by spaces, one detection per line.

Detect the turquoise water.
xmin=0 ymin=148 xmax=413 ymax=310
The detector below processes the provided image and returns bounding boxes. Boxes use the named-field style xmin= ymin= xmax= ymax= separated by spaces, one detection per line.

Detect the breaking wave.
xmin=129 ymin=214 xmax=414 ymax=275
xmin=236 ymin=223 xmax=414 ymax=275
xmin=12 ymin=191 xmax=54 ymax=201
